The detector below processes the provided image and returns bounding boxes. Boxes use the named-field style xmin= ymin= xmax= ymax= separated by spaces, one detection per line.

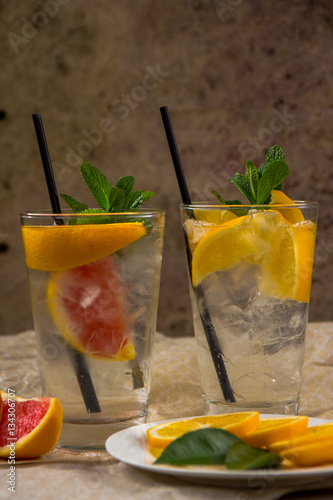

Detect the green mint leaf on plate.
xmin=225 ymin=440 xmax=282 ymax=470
xmin=115 ymin=176 xmax=135 ymax=196
xmin=60 ymin=194 xmax=88 ymax=213
xmin=256 ymin=159 xmax=290 ymax=204
xmin=155 ymin=428 xmax=240 ymax=466
xmin=229 ymin=173 xmax=256 ymax=204
xmin=81 ymin=162 xmax=112 ymax=211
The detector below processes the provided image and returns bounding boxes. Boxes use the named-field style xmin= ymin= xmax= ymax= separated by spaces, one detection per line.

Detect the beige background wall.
xmin=1 ymin=0 xmax=333 ymax=337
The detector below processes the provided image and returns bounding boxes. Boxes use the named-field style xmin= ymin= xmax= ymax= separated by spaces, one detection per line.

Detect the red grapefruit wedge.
xmin=0 ymin=392 xmax=63 ymax=459
xmin=47 ymin=256 xmax=135 ymax=360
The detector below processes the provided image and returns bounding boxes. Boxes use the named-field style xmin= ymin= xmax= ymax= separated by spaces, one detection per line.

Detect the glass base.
xmin=57 ymin=414 xmax=148 ymax=450
xmin=204 ymin=399 xmax=300 ymax=416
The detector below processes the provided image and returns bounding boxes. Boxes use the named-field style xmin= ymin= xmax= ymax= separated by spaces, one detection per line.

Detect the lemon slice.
xmin=22 ymin=222 xmax=147 ymax=271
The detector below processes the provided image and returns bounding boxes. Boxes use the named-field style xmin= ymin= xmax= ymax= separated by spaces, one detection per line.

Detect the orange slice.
xmin=147 ymin=412 xmax=259 ymax=449
xmin=269 ymin=190 xmax=304 ymax=224
xmin=0 ymin=392 xmax=63 ymax=459
xmin=243 ymin=416 xmax=309 ymax=449
xmin=269 ymin=423 xmax=333 ymax=454
xmin=280 ymin=438 xmax=333 ymax=467
xmin=22 ymin=222 xmax=147 ymax=271
xmin=191 ymin=215 xmax=256 ymax=287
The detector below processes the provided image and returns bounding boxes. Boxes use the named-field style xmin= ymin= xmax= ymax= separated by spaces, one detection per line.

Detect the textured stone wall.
xmin=1 ymin=0 xmax=333 ymax=336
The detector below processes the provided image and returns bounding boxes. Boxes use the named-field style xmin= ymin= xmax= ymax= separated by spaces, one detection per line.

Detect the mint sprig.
xmin=61 ymin=162 xmax=155 ymax=214
xmin=212 ymin=145 xmax=291 ymax=206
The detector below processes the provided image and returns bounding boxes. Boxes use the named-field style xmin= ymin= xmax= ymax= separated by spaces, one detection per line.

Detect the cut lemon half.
xmin=191 ymin=215 xmax=256 ymax=287
xmin=22 ymin=222 xmax=147 ymax=271
xmin=146 ymin=412 xmax=259 ymax=449
xmin=269 ymin=190 xmax=304 ymax=224
xmin=243 ymin=416 xmax=309 ymax=449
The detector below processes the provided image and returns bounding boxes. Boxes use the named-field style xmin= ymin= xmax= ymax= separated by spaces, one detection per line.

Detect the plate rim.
xmin=105 ymin=415 xmax=333 ymax=485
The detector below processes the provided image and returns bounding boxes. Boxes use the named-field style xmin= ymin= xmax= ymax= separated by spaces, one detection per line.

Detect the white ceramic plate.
xmin=105 ymin=415 xmax=333 ymax=488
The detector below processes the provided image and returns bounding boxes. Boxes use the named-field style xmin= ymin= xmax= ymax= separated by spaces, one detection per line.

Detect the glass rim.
xmin=20 ymin=208 xmax=166 ymax=218
xmin=180 ymin=201 xmax=319 ymax=209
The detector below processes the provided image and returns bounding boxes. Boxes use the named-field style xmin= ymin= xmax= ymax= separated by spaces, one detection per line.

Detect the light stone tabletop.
xmin=1 ymin=323 xmax=333 ymax=500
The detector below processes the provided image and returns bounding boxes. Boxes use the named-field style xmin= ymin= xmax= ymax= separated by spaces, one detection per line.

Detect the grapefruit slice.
xmin=22 ymin=221 xmax=147 ymax=271
xmin=0 ymin=392 xmax=63 ymax=459
xmin=47 ymin=257 xmax=135 ymax=360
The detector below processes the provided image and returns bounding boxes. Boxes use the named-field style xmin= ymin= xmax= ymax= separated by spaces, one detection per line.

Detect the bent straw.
xmin=160 ymin=106 xmax=235 ymax=403
xmin=32 ymin=113 xmax=101 ymax=414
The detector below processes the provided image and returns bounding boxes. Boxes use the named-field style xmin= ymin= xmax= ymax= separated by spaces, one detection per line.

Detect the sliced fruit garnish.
xmin=0 ymin=392 xmax=63 ymax=459
xmin=252 ymin=212 xmax=316 ymax=302
xmin=269 ymin=423 xmax=333 ymax=454
xmin=243 ymin=416 xmax=309 ymax=449
xmin=190 ymin=208 xmax=316 ymax=303
xmin=147 ymin=412 xmax=259 ymax=449
xmin=22 ymin=222 xmax=147 ymax=271
xmin=269 ymin=190 xmax=304 ymax=224
xmin=280 ymin=438 xmax=333 ymax=467
xmin=191 ymin=215 xmax=256 ymax=287
xmin=47 ymin=257 xmax=135 ymax=360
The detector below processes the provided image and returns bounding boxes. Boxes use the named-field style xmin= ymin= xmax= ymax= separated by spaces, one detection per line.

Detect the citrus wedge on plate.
xmin=269 ymin=422 xmax=333 ymax=454
xmin=0 ymin=392 xmax=63 ymax=459
xmin=47 ymin=257 xmax=135 ymax=360
xmin=22 ymin=222 xmax=147 ymax=271
xmin=278 ymin=425 xmax=333 ymax=467
xmin=147 ymin=412 xmax=259 ymax=449
xmin=243 ymin=416 xmax=309 ymax=448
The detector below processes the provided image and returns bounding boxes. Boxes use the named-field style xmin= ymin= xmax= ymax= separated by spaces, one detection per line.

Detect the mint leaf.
xmin=229 ymin=173 xmax=255 ymax=204
xmin=256 ymin=159 xmax=291 ymax=204
xmin=155 ymin=428 xmax=240 ymax=466
xmin=115 ymin=176 xmax=135 ymax=196
xmin=122 ymin=190 xmax=155 ymax=210
xmin=225 ymin=199 xmax=243 ymax=205
xmin=245 ymin=161 xmax=259 ymax=201
xmin=108 ymin=186 xmax=125 ymax=211
xmin=225 ymin=441 xmax=282 ymax=470
xmin=211 ymin=190 xmax=225 ymax=204
xmin=258 ymin=145 xmax=285 ymax=179
xmin=80 ymin=162 xmax=112 ymax=211
xmin=61 ymin=194 xmax=88 ymax=213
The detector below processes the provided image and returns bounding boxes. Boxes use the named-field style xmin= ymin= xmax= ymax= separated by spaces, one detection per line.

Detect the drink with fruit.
xmin=180 ymin=146 xmax=318 ymax=415
xmin=21 ymin=164 xmax=165 ymax=448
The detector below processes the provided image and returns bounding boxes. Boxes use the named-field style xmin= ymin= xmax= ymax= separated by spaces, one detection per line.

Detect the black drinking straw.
xmin=32 ymin=113 xmax=101 ymax=414
xmin=160 ymin=106 xmax=236 ymax=403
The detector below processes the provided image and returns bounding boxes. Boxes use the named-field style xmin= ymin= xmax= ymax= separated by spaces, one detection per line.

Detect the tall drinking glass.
xmin=180 ymin=202 xmax=318 ymax=415
xmin=21 ymin=209 xmax=165 ymax=449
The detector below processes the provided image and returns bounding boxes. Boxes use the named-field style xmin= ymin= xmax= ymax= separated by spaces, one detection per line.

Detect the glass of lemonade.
xmin=180 ymin=201 xmax=318 ymax=415
xmin=21 ymin=209 xmax=165 ymax=449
